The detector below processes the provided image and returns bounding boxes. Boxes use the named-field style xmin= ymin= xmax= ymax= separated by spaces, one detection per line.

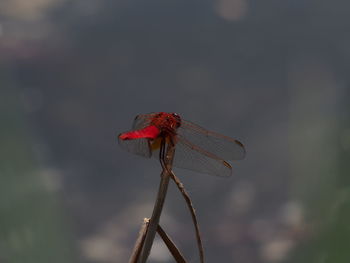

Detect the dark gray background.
xmin=1 ymin=0 xmax=350 ymax=262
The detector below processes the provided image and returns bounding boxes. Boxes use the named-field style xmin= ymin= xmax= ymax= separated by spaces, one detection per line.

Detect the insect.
xmin=118 ymin=112 xmax=245 ymax=177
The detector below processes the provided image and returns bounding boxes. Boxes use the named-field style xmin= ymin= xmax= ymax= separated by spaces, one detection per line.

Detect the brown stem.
xmin=157 ymin=224 xmax=187 ymax=263
xmin=128 ymin=218 xmax=150 ymax=263
xmin=170 ymin=172 xmax=204 ymax=263
xmin=139 ymin=143 xmax=176 ymax=263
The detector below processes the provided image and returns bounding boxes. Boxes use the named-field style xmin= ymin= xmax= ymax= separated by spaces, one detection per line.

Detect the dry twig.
xmin=139 ymin=143 xmax=176 ymax=263
xmin=128 ymin=218 xmax=188 ymax=263
xmin=128 ymin=218 xmax=149 ymax=263
xmin=170 ymin=172 xmax=204 ymax=263
xmin=157 ymin=224 xmax=188 ymax=263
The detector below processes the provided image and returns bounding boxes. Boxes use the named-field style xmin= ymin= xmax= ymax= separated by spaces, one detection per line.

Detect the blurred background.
xmin=1 ymin=0 xmax=350 ymax=262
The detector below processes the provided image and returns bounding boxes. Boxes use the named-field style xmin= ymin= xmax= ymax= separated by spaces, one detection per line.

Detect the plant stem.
xmin=157 ymin=224 xmax=187 ymax=263
xmin=170 ymin=172 xmax=204 ymax=263
xmin=128 ymin=218 xmax=149 ymax=263
xmin=139 ymin=143 xmax=175 ymax=263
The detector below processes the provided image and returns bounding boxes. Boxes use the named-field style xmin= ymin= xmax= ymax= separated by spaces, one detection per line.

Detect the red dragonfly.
xmin=118 ymin=112 xmax=245 ymax=177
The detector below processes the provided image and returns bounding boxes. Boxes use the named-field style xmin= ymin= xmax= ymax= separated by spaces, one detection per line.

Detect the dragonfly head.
xmin=171 ymin=113 xmax=181 ymax=128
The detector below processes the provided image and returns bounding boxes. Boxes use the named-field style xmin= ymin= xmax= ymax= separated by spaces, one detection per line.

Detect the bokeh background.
xmin=1 ymin=0 xmax=350 ymax=262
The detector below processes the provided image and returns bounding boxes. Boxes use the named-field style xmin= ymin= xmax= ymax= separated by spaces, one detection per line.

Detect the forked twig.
xmin=132 ymin=140 xmax=203 ymax=263
xmin=170 ymin=172 xmax=204 ymax=263
xmin=128 ymin=218 xmax=188 ymax=263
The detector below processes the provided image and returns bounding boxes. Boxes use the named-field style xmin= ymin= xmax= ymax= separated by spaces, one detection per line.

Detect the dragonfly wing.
xmin=132 ymin=113 xmax=156 ymax=130
xmin=173 ymin=137 xmax=232 ymax=177
xmin=178 ymin=120 xmax=246 ymax=161
xmin=118 ymin=137 xmax=152 ymax=158
xmin=119 ymin=113 xmax=158 ymax=158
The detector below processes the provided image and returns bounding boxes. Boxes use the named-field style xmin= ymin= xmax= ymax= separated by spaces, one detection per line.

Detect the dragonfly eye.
xmin=172 ymin=113 xmax=181 ymax=127
xmin=172 ymin=113 xmax=180 ymax=120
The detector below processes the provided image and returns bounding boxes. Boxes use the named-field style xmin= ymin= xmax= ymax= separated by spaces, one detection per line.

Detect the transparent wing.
xmin=119 ymin=113 xmax=159 ymax=158
xmin=118 ymin=136 xmax=152 ymax=158
xmin=132 ymin=113 xmax=157 ymax=130
xmin=120 ymin=114 xmax=244 ymax=176
xmin=173 ymin=137 xmax=232 ymax=177
xmin=177 ymin=120 xmax=246 ymax=161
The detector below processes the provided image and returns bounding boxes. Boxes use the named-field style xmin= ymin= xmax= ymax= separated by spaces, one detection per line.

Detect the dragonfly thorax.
xmin=150 ymin=112 xmax=181 ymax=135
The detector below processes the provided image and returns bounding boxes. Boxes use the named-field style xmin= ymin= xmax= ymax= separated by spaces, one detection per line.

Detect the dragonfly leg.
xmin=160 ymin=137 xmax=175 ymax=176
xmin=159 ymin=138 xmax=166 ymax=171
xmin=158 ymin=137 xmax=173 ymax=176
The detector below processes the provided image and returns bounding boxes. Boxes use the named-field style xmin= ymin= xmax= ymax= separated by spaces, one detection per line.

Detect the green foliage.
xmin=0 ymin=73 xmax=77 ymax=263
